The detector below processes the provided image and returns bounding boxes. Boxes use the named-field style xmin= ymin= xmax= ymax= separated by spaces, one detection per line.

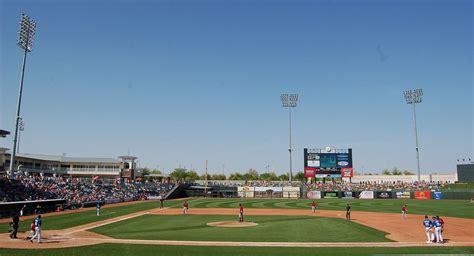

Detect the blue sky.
xmin=1 ymin=0 xmax=472 ymax=175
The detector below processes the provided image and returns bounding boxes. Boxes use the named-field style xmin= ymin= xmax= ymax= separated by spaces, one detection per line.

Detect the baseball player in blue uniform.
xmin=96 ymin=203 xmax=101 ymax=216
xmin=422 ymin=215 xmax=433 ymax=243
xmin=433 ymin=216 xmax=443 ymax=243
xmin=30 ymin=215 xmax=42 ymax=243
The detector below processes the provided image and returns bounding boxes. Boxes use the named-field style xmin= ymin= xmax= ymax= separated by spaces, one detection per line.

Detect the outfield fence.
xmin=304 ymin=190 xmax=474 ymax=200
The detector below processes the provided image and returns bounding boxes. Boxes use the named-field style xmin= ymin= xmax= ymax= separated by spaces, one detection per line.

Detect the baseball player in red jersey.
xmin=401 ymin=204 xmax=408 ymax=219
xmin=182 ymin=201 xmax=189 ymax=214
xmin=239 ymin=204 xmax=244 ymax=222
xmin=311 ymin=201 xmax=316 ymax=213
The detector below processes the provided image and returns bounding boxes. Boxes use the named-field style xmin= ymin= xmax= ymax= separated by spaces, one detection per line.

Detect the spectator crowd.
xmin=0 ymin=173 xmax=175 ymax=204
xmin=305 ymin=180 xmax=446 ymax=192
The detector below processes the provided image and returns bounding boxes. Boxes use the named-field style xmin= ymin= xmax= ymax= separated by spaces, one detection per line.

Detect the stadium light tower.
xmin=9 ymin=14 xmax=36 ymax=179
xmin=17 ymin=117 xmax=24 ymax=153
xmin=281 ymin=93 xmax=299 ymax=183
xmin=403 ymin=88 xmax=423 ymax=182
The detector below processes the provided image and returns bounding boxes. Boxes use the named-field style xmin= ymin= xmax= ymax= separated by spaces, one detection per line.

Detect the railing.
xmin=17 ymin=167 xmax=119 ymax=174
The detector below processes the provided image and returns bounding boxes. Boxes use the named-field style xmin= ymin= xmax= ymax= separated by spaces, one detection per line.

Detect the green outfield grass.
xmin=0 ymin=199 xmax=185 ymax=234
xmin=178 ymin=198 xmax=474 ymax=218
xmin=90 ymin=214 xmax=390 ymax=242
xmin=1 ymin=244 xmax=473 ymax=256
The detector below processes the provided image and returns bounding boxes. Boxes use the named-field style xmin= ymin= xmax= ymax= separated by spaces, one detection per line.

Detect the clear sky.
xmin=1 ymin=0 xmax=472 ymax=176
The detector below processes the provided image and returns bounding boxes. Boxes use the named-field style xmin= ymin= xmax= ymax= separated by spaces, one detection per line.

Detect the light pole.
xmin=17 ymin=118 xmax=24 ymax=153
xmin=9 ymin=14 xmax=36 ymax=179
xmin=281 ymin=93 xmax=299 ymax=183
xmin=403 ymin=88 xmax=423 ymax=182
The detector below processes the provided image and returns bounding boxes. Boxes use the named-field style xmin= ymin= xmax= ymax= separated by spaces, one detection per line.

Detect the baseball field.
xmin=1 ymin=198 xmax=473 ymax=255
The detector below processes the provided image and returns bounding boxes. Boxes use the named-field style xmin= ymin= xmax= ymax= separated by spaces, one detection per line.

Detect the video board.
xmin=304 ymin=148 xmax=353 ymax=178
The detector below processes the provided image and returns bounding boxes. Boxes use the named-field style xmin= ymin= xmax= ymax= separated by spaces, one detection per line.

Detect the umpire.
xmin=9 ymin=215 xmax=19 ymax=239
xmin=346 ymin=204 xmax=351 ymax=221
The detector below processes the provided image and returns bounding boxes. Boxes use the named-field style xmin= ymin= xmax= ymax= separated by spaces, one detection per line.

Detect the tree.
xmin=243 ymin=169 xmax=259 ymax=180
xmin=200 ymin=173 xmax=211 ymax=180
xmin=185 ymin=170 xmax=199 ymax=181
xmin=228 ymin=172 xmax=244 ymax=180
xmin=260 ymin=172 xmax=278 ymax=181
xmin=403 ymin=170 xmax=414 ymax=175
xmin=382 ymin=169 xmax=391 ymax=175
xmin=211 ymin=174 xmax=226 ymax=180
xmin=278 ymin=173 xmax=289 ymax=181
xmin=391 ymin=167 xmax=402 ymax=175
xmin=293 ymin=171 xmax=306 ymax=182
xmin=141 ymin=168 xmax=151 ymax=176
xmin=170 ymin=168 xmax=187 ymax=182
xmin=149 ymin=169 xmax=162 ymax=174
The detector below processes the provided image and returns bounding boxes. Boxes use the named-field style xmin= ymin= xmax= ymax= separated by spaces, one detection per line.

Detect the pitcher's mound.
xmin=207 ymin=221 xmax=258 ymax=228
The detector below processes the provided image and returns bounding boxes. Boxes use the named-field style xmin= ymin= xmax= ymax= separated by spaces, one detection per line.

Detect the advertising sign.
xmin=341 ymin=167 xmax=353 ymax=178
xmin=254 ymin=187 xmax=283 ymax=192
xmin=315 ymin=174 xmax=342 ymax=178
xmin=306 ymin=190 xmax=321 ymax=199
xmin=376 ymin=191 xmax=392 ymax=199
xmin=304 ymin=167 xmax=316 ymax=178
xmin=433 ymin=191 xmax=442 ymax=200
xmin=395 ymin=191 xmax=411 ymax=199
xmin=359 ymin=191 xmax=374 ymax=199
xmin=414 ymin=191 xmax=431 ymax=200
xmin=336 ymin=154 xmax=352 ymax=168
xmin=307 ymin=160 xmax=320 ymax=167
xmin=324 ymin=191 xmax=338 ymax=198
xmin=343 ymin=191 xmax=354 ymax=199
xmin=237 ymin=186 xmax=255 ymax=198
xmin=315 ymin=168 xmax=341 ymax=174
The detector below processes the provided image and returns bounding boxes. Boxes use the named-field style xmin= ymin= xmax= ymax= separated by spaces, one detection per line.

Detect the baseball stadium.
xmin=1 ymin=168 xmax=474 ymax=255
xmin=1 ymin=0 xmax=473 ymax=255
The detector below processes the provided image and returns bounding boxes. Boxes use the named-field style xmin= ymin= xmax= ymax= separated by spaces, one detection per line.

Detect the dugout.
xmin=0 ymin=199 xmax=66 ymax=219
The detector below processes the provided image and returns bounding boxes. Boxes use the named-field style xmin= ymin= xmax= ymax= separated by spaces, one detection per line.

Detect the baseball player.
xmin=24 ymin=219 xmax=35 ymax=240
xmin=27 ymin=219 xmax=36 ymax=240
xmin=433 ymin=216 xmax=443 ymax=243
xmin=346 ymin=204 xmax=351 ymax=220
xmin=311 ymin=201 xmax=316 ymax=213
xmin=401 ymin=204 xmax=408 ymax=219
xmin=96 ymin=202 xmax=101 ymax=216
xmin=437 ymin=215 xmax=445 ymax=234
xmin=30 ymin=215 xmax=42 ymax=243
xmin=239 ymin=204 xmax=244 ymax=222
xmin=422 ymin=215 xmax=434 ymax=243
xmin=159 ymin=195 xmax=164 ymax=209
xmin=183 ymin=201 xmax=189 ymax=214
xmin=20 ymin=204 xmax=26 ymax=217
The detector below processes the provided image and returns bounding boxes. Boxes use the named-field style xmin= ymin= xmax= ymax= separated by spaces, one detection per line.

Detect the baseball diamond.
xmin=1 ymin=198 xmax=473 ymax=256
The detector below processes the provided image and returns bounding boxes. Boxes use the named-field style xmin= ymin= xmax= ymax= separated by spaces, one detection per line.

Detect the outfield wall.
xmin=343 ymin=174 xmax=457 ymax=183
xmin=237 ymin=186 xmax=301 ymax=198
xmin=305 ymin=190 xmax=474 ymax=200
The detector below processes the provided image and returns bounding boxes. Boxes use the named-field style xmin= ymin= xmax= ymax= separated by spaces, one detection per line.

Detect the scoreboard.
xmin=304 ymin=148 xmax=353 ymax=178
